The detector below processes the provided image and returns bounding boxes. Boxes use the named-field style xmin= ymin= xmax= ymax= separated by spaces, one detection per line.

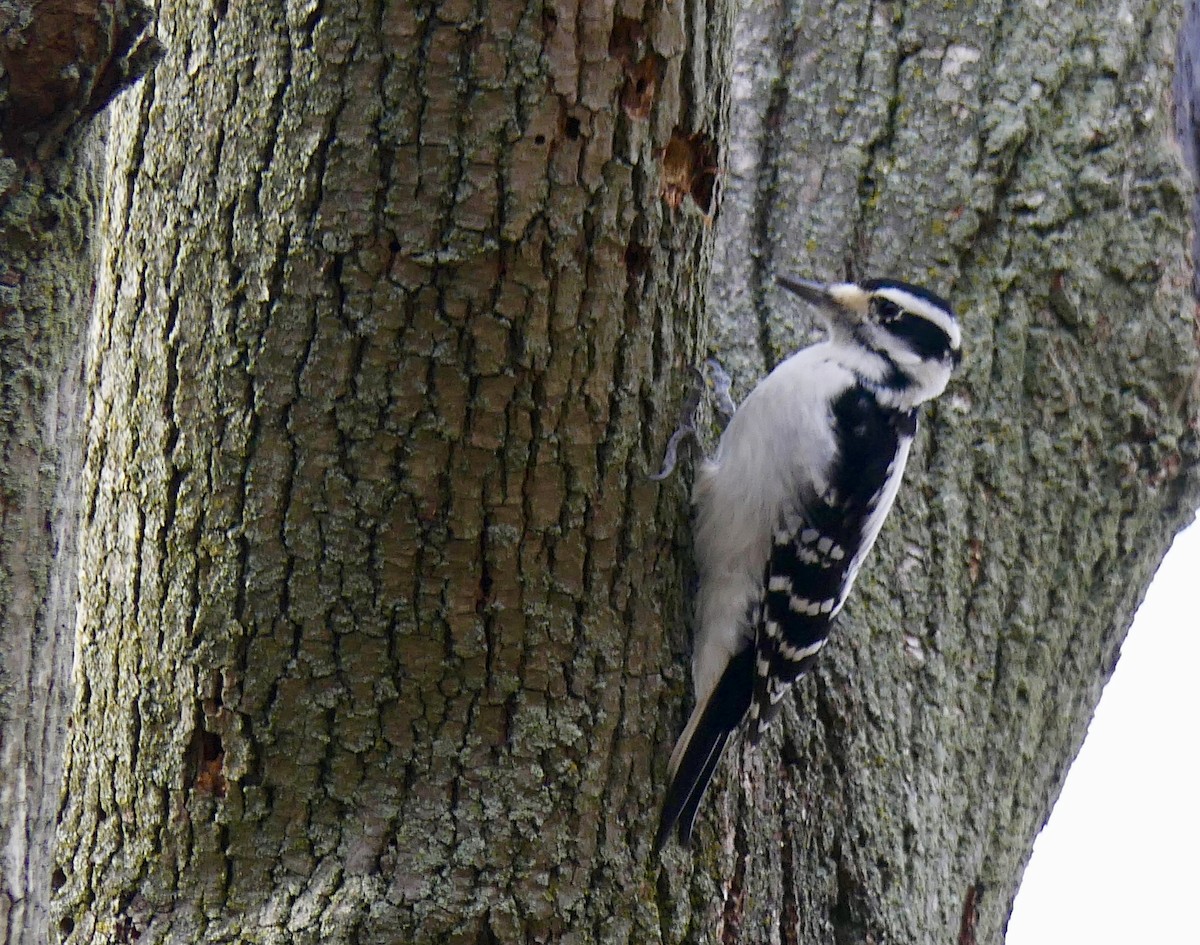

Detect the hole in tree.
xmin=624 ymin=243 xmax=650 ymax=279
xmin=608 ymin=16 xmax=645 ymax=62
xmin=621 ymin=54 xmax=666 ymax=121
xmin=659 ymin=129 xmax=719 ymax=216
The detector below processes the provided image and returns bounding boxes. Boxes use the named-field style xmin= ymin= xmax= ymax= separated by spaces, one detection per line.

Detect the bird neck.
xmin=829 ymin=336 xmax=948 ymax=412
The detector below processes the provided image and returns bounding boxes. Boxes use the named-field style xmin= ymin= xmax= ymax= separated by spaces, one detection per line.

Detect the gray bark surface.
xmin=0 ymin=160 xmax=91 ymax=945
xmin=672 ymin=1 xmax=1200 ymax=943
xmin=40 ymin=1 xmax=1200 ymax=945
xmin=0 ymin=3 xmax=158 ymax=942
xmin=53 ymin=2 xmax=730 ymax=942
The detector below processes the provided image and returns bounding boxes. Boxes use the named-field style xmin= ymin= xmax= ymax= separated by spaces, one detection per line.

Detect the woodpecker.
xmin=656 ymin=275 xmax=961 ymax=850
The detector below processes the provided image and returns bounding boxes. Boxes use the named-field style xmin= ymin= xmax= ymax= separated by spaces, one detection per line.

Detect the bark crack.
xmin=849 ymin=3 xmax=912 ymax=277
xmin=751 ymin=4 xmax=796 ymax=373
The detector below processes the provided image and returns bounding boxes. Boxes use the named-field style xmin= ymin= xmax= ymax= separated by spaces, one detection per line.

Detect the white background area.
xmin=1005 ymin=515 xmax=1200 ymax=943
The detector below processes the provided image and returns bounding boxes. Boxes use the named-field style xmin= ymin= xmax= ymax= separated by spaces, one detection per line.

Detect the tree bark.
xmin=682 ymin=1 xmax=1200 ymax=943
xmin=0 ymin=4 xmax=158 ymax=943
xmin=0 ymin=140 xmax=91 ymax=945
xmin=43 ymin=2 xmax=1200 ymax=945
xmin=52 ymin=1 xmax=730 ymax=942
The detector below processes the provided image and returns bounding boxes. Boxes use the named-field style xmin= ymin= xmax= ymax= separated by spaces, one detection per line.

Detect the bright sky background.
xmin=1005 ymin=514 xmax=1200 ymax=944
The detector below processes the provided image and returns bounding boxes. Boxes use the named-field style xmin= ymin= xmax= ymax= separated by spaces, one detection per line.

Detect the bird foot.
xmin=650 ymin=358 xmax=737 ymax=481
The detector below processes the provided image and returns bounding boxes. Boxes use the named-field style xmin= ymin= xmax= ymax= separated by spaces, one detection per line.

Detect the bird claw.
xmin=651 ymin=358 xmax=737 ymax=481
xmin=649 ymin=424 xmax=695 ymax=481
xmin=703 ymin=357 xmax=736 ymax=427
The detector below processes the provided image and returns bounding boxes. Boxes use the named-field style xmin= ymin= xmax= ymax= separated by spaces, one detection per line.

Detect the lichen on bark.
xmin=53 ymin=1 xmax=734 ymax=943
xmin=682 ymin=1 xmax=1200 ymax=943
xmin=1 ymin=2 xmax=160 ymax=940
xmin=41 ymin=1 xmax=1200 ymax=944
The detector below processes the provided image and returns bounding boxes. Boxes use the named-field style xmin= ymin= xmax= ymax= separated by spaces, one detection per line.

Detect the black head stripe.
xmin=889 ymin=312 xmax=956 ymax=361
xmin=872 ymin=297 xmax=903 ymax=323
xmin=860 ymin=277 xmax=953 ymax=314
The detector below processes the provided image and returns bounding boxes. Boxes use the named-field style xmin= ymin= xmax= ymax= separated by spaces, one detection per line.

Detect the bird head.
xmin=777 ymin=274 xmax=962 ymax=404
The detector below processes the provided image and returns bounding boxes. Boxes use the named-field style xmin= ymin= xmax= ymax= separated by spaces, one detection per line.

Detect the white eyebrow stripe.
xmin=875 ymin=287 xmax=961 ymax=350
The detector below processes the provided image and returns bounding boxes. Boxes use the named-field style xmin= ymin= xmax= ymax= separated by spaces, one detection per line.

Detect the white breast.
xmin=689 ymin=344 xmax=856 ymax=703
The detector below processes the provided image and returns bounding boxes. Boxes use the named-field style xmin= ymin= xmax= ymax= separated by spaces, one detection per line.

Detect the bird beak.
xmin=775 ymin=275 xmax=835 ymax=308
xmin=776 ymin=275 xmax=863 ymax=330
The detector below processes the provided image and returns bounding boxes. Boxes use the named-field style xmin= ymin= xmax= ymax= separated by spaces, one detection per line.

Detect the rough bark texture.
xmin=0 ymin=3 xmax=158 ymax=943
xmin=666 ymin=1 xmax=1200 ymax=944
xmin=0 ymin=148 xmax=92 ymax=945
xmin=53 ymin=1 xmax=730 ymax=943
xmin=45 ymin=2 xmax=1200 ymax=945
xmin=1176 ymin=0 xmax=1200 ymax=290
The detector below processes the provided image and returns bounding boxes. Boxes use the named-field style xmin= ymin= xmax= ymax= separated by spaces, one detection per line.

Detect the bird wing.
xmin=749 ymin=385 xmax=917 ymax=739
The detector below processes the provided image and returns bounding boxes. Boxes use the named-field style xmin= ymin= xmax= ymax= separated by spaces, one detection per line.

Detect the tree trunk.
xmin=0 ymin=4 xmax=158 ymax=943
xmin=52 ymin=1 xmax=729 ymax=942
xmin=683 ymin=1 xmax=1200 ymax=943
xmin=42 ymin=2 xmax=1200 ymax=945
xmin=0 ymin=134 xmax=92 ymax=945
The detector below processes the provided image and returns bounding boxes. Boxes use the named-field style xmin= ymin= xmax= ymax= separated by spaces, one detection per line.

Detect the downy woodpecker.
xmin=657 ymin=276 xmax=961 ymax=850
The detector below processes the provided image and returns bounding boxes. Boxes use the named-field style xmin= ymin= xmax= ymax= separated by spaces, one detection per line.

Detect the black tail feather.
xmin=655 ymin=727 xmax=724 ymax=852
xmin=655 ymin=646 xmax=754 ymax=851
xmin=674 ymin=730 xmax=728 ymax=846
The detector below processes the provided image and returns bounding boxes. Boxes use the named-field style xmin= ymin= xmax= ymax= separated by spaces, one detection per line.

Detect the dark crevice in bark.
xmin=850 ymin=5 xmax=911 ymax=279
xmin=779 ymin=828 xmax=800 ymax=945
xmin=654 ymin=865 xmax=674 ymax=945
xmin=829 ymin=849 xmax=866 ymax=945
xmin=751 ymin=6 xmax=795 ymax=373
xmin=957 ymin=881 xmax=982 ymax=945
xmin=254 ymin=14 xmax=293 ymax=221
xmin=720 ymin=820 xmax=749 ymax=943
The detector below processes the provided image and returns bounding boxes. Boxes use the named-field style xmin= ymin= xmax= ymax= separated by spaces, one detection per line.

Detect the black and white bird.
xmin=656 ymin=275 xmax=961 ymax=850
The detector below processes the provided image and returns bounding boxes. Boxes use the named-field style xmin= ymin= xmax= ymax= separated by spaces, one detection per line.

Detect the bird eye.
xmin=874 ymin=298 xmax=902 ymax=322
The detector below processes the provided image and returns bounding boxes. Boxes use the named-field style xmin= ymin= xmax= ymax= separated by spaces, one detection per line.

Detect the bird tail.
xmin=655 ymin=646 xmax=754 ymax=851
